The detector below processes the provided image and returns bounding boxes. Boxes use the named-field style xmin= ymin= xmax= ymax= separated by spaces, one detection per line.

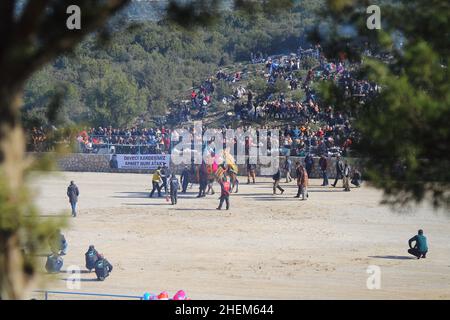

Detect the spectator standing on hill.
xmin=67 ymin=181 xmax=79 ymax=217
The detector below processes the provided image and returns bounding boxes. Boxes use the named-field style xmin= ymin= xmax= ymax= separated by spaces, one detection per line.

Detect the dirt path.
xmin=28 ymin=172 xmax=450 ymax=299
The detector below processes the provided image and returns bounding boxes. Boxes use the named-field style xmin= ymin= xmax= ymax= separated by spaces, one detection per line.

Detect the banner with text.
xmin=115 ymin=154 xmax=170 ymax=170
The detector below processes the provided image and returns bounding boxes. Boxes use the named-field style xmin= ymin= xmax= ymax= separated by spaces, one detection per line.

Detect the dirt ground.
xmin=27 ymin=171 xmax=450 ymax=300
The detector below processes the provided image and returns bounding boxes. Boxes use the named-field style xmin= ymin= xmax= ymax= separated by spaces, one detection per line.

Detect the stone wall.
xmin=31 ymin=153 xmax=356 ymax=179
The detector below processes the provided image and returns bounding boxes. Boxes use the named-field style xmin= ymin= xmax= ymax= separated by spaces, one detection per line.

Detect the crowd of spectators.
xmin=76 ymin=126 xmax=171 ymax=154
xmin=28 ymin=45 xmax=379 ymax=158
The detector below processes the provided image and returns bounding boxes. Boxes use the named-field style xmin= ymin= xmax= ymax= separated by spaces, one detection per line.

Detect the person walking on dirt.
xmin=67 ymin=181 xmax=80 ymax=217
xmin=149 ymin=167 xmax=162 ymax=198
xmin=272 ymin=168 xmax=285 ymax=195
xmin=180 ymin=166 xmax=190 ymax=193
xmin=216 ymin=176 xmax=231 ymax=210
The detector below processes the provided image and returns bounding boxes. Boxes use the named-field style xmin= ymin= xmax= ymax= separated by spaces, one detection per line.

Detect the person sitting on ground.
xmin=49 ymin=229 xmax=68 ymax=256
xmin=216 ymin=176 xmax=231 ymax=210
xmin=94 ymin=254 xmax=113 ymax=281
xmin=45 ymin=253 xmax=63 ymax=274
xmin=351 ymin=169 xmax=362 ymax=187
xmin=85 ymin=245 xmax=99 ymax=272
xmin=408 ymin=229 xmax=428 ymax=259
xmin=67 ymin=181 xmax=80 ymax=217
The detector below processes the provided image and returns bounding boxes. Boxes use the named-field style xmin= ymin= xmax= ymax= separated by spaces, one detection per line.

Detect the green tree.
xmin=0 ymin=0 xmax=298 ymax=299
xmin=86 ymin=70 xmax=146 ymax=127
xmin=312 ymin=0 xmax=449 ymax=208
xmin=0 ymin=0 xmax=131 ymax=300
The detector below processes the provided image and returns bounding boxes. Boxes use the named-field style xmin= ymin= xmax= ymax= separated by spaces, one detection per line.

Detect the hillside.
xmin=21 ymin=2 xmax=324 ymax=129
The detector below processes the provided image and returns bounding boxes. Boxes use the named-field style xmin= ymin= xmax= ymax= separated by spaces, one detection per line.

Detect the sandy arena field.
xmin=27 ymin=171 xmax=450 ymax=300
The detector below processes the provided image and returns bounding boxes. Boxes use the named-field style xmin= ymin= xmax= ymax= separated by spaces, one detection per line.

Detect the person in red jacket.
xmin=217 ymin=176 xmax=231 ymax=210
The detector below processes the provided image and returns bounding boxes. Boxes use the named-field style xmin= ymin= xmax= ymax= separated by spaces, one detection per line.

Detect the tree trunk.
xmin=0 ymin=85 xmax=30 ymax=299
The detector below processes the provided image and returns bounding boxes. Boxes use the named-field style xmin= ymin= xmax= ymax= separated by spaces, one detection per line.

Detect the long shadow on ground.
xmin=368 ymin=255 xmax=416 ymax=260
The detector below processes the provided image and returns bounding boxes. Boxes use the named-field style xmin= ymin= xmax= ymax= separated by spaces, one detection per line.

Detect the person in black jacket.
xmin=332 ymin=156 xmax=344 ymax=188
xmin=67 ymin=181 xmax=80 ymax=217
xmin=85 ymin=245 xmax=99 ymax=272
xmin=319 ymin=155 xmax=329 ymax=186
xmin=94 ymin=254 xmax=113 ymax=281
xmin=180 ymin=166 xmax=190 ymax=193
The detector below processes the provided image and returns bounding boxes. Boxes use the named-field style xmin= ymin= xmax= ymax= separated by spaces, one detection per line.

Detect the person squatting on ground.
xmin=284 ymin=156 xmax=293 ymax=183
xmin=95 ymin=254 xmax=113 ymax=281
xmin=272 ymin=168 xmax=285 ymax=195
xmin=45 ymin=253 xmax=63 ymax=274
xmin=408 ymin=229 xmax=428 ymax=259
xmin=217 ymin=176 xmax=231 ymax=210
xmin=149 ymin=166 xmax=162 ymax=198
xmin=295 ymin=164 xmax=309 ymax=200
xmin=85 ymin=245 xmax=99 ymax=272
xmin=319 ymin=155 xmax=329 ymax=186
xmin=169 ymin=174 xmax=180 ymax=205
xmin=67 ymin=181 xmax=79 ymax=217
